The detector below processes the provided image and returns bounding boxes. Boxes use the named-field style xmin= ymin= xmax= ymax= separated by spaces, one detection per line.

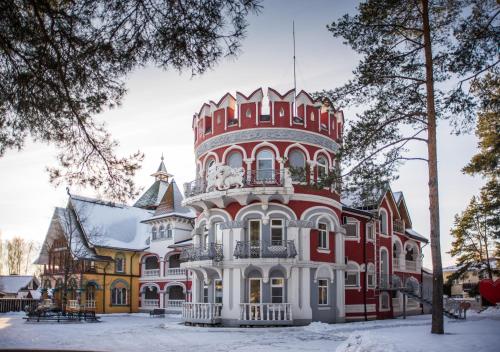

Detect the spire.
xmin=151 ymin=154 xmax=173 ymax=182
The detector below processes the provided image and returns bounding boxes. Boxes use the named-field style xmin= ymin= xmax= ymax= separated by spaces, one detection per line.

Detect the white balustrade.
xmin=143 ymin=299 xmax=159 ymax=307
xmin=405 ymin=260 xmax=417 ymax=272
xmin=143 ymin=269 xmax=160 ymax=277
xmin=166 ymin=300 xmax=184 ymax=309
xmin=85 ymin=300 xmax=96 ymax=309
xmin=239 ymin=303 xmax=292 ymax=322
xmin=182 ymin=303 xmax=222 ymax=322
xmin=166 ymin=268 xmax=186 ymax=276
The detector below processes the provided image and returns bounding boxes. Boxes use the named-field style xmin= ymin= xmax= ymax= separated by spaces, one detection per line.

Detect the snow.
xmin=0 ymin=276 xmax=36 ymax=294
xmin=1 ymin=310 xmax=499 ymax=351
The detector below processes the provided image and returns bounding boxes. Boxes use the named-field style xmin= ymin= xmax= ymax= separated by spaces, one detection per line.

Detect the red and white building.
xmin=135 ymin=158 xmax=195 ymax=312
xmin=179 ymin=87 xmax=428 ymax=326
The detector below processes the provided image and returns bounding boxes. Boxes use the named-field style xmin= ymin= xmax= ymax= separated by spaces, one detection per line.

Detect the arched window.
xmin=345 ymin=261 xmax=360 ymax=287
xmin=206 ymin=158 xmax=216 ymax=171
xmin=111 ymin=280 xmax=128 ymax=306
xmin=245 ymin=108 xmax=252 ymax=118
xmin=144 ymin=256 xmax=159 ymax=270
xmin=144 ymin=286 xmax=158 ymax=300
xmin=151 ymin=226 xmax=158 ymax=240
xmin=159 ymin=225 xmax=165 ymax=239
xmin=227 ymin=151 xmax=243 ymax=168
xmin=405 ymin=244 xmax=417 ymax=261
xmin=380 ymin=247 xmax=389 ymax=287
xmin=279 ymin=107 xmax=285 ymax=117
xmin=310 ymin=111 xmax=315 ymax=121
xmin=115 ymin=254 xmax=125 ymax=273
xmin=86 ymin=283 xmax=96 ymax=302
xmin=379 ymin=209 xmax=388 ymax=235
xmin=166 ymin=224 xmax=173 ymax=239
xmin=256 ymin=149 xmax=274 ymax=181
xmin=317 ymin=155 xmax=328 ymax=180
xmin=289 ymin=149 xmax=306 ymax=182
xmin=380 ymin=292 xmax=390 ymax=311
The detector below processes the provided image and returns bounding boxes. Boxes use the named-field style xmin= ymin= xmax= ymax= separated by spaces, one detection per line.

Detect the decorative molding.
xmin=195 ymin=128 xmax=340 ymax=158
xmin=220 ymin=220 xmax=245 ymax=230
xmin=287 ymin=220 xmax=314 ymax=228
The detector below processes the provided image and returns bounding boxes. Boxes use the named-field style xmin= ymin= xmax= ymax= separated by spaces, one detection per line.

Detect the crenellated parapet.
xmin=192 ymin=87 xmax=344 ymax=150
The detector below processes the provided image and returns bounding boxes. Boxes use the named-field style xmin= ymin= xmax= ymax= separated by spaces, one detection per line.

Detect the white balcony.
xmin=143 ymin=269 xmax=160 ymax=277
xmin=182 ymin=303 xmax=222 ymax=324
xmin=405 ymin=260 xmax=420 ymax=272
xmin=166 ymin=299 xmax=184 ymax=311
xmin=239 ymin=303 xmax=293 ymax=325
xmin=166 ymin=268 xmax=187 ymax=277
xmin=143 ymin=299 xmax=159 ymax=308
xmin=84 ymin=300 xmax=96 ymax=309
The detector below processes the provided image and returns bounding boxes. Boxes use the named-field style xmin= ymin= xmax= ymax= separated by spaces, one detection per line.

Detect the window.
xmin=289 ymin=149 xmax=306 ymax=182
xmin=86 ymin=284 xmax=96 ymax=302
xmin=380 ymin=292 xmax=390 ymax=311
xmin=271 ymin=278 xmax=284 ymax=303
xmin=279 ymin=107 xmax=285 ymax=117
xmin=379 ymin=209 xmax=388 ymax=235
xmin=318 ymin=222 xmax=328 ymax=249
xmin=270 ymin=219 xmax=284 ymax=244
xmin=249 ymin=278 xmax=261 ymax=303
xmin=344 ymin=218 xmax=359 ymax=238
xmin=366 ymin=223 xmax=375 ymax=241
xmin=215 ymin=222 xmax=223 ymax=245
xmin=115 ymin=254 xmax=125 ymax=273
xmin=151 ymin=226 xmax=157 ymax=240
xmin=317 ymin=156 xmax=328 ymax=180
xmin=345 ymin=262 xmax=360 ymax=287
xmin=111 ymin=286 xmax=127 ymax=305
xmin=206 ymin=158 xmax=216 ymax=172
xmin=367 ymin=264 xmax=375 ymax=288
xmin=159 ymin=225 xmax=165 ymax=238
xmin=214 ymin=280 xmax=223 ymax=304
xmin=318 ymin=279 xmax=328 ymax=305
xmin=248 ymin=219 xmax=261 ymax=244
xmin=405 ymin=246 xmax=415 ymax=261
xmin=227 ymin=151 xmax=243 ymax=168
xmin=246 ymin=108 xmax=251 ymax=118
xmin=203 ymin=284 xmax=209 ymax=303
xmin=310 ymin=111 xmax=315 ymax=121
xmin=166 ymin=224 xmax=172 ymax=239
xmin=256 ymin=149 xmax=274 ymax=181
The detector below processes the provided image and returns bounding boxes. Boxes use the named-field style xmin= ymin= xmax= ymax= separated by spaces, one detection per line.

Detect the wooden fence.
xmin=0 ymin=298 xmax=38 ymax=313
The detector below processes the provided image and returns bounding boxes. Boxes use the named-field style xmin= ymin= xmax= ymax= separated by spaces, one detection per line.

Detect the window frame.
xmin=345 ymin=262 xmax=360 ymax=288
xmin=270 ymin=219 xmax=284 ymax=244
xmin=318 ymin=279 xmax=328 ymax=305
xmin=166 ymin=224 xmax=172 ymax=239
xmin=270 ymin=278 xmax=284 ymax=303
xmin=366 ymin=222 xmax=375 ymax=242
xmin=318 ymin=222 xmax=328 ymax=250
xmin=227 ymin=151 xmax=243 ymax=169
xmin=214 ymin=279 xmax=223 ymax=304
xmin=380 ymin=292 xmax=390 ymax=311
xmin=115 ymin=255 xmax=125 ymax=273
xmin=344 ymin=217 xmax=360 ymax=240
xmin=316 ymin=155 xmax=328 ymax=180
xmin=256 ymin=149 xmax=275 ymax=181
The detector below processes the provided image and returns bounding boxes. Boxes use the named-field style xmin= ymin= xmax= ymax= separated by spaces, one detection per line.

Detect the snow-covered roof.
xmin=133 ymin=179 xmax=169 ymax=209
xmin=151 ymin=180 xmax=195 ymax=218
xmin=405 ymin=228 xmax=429 ymax=243
xmin=70 ymin=195 xmax=153 ymax=251
xmin=0 ymin=276 xmax=38 ymax=294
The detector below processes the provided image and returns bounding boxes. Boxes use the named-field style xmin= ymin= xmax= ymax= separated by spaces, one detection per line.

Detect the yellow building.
xmin=36 ymin=195 xmax=153 ymax=314
xmin=443 ymin=260 xmax=498 ymax=298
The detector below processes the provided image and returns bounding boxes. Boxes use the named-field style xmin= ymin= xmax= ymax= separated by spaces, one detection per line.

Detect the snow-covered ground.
xmin=0 ymin=309 xmax=499 ymax=352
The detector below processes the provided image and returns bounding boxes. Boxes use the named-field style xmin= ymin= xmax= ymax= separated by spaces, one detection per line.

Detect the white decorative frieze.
xmin=220 ymin=221 xmax=245 ymax=229
xmin=206 ymin=165 xmax=245 ymax=192
xmin=287 ymin=220 xmax=314 ymax=228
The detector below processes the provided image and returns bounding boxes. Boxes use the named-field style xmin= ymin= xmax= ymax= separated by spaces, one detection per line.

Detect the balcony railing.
xmin=239 ymin=303 xmax=292 ymax=324
xmin=143 ymin=299 xmax=159 ymax=307
xmin=143 ymin=269 xmax=160 ymax=277
xmin=234 ymin=240 xmax=297 ymax=259
xmin=183 ymin=169 xmax=286 ymax=198
xmin=166 ymin=268 xmax=186 ymax=276
xmin=182 ymin=303 xmax=222 ymax=324
xmin=84 ymin=300 xmax=96 ymax=309
xmin=166 ymin=300 xmax=184 ymax=310
xmin=405 ymin=260 xmax=418 ymax=272
xmin=180 ymin=243 xmax=223 ymax=262
xmin=393 ymin=219 xmax=405 ymax=233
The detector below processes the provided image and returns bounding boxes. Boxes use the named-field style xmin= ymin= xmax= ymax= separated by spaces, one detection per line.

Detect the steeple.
xmin=151 ymin=153 xmax=173 ymax=182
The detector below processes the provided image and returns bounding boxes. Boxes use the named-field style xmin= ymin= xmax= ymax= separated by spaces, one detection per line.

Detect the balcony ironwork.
xmin=183 ymin=169 xmax=286 ymax=198
xmin=180 ymin=243 xmax=223 ymax=262
xmin=393 ymin=219 xmax=405 ymax=233
xmin=234 ymin=240 xmax=297 ymax=259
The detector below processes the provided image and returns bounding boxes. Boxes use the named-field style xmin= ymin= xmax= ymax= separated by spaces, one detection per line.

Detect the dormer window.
xmin=151 ymin=226 xmax=158 ymax=240
xmin=246 ymin=108 xmax=251 ymax=118
xmin=279 ymin=107 xmax=285 ymax=117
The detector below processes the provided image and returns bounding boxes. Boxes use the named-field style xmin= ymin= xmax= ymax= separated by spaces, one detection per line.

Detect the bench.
xmin=149 ymin=308 xmax=165 ymax=317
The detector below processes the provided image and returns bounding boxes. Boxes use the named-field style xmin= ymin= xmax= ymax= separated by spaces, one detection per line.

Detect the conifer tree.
xmin=319 ymin=0 xmax=498 ymax=334
xmin=0 ymin=0 xmax=261 ymax=202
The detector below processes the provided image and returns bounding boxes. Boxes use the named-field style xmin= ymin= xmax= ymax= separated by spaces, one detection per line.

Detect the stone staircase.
xmin=402 ymin=289 xmax=464 ymax=320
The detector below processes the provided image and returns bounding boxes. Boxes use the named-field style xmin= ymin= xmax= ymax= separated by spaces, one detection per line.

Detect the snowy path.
xmin=0 ymin=310 xmax=499 ymax=352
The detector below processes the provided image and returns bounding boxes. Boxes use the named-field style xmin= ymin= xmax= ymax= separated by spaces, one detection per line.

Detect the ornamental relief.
xmin=195 ymin=128 xmax=339 ymax=158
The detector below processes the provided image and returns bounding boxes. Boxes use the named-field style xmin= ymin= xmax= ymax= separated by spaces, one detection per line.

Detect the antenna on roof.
xmin=293 ymin=20 xmax=297 ymax=117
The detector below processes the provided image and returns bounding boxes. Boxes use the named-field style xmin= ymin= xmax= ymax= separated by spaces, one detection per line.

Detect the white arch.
xmin=404 ymin=240 xmax=420 ymax=257
xmin=235 ymin=209 xmax=266 ymax=222
xmin=300 ymin=206 xmax=341 ymax=229
xmin=201 ymin=152 xmax=220 ymax=172
xmin=207 ymin=208 xmax=233 ymax=223
xmin=284 ymin=143 xmax=311 ymax=161
xmin=266 ymin=209 xmax=295 ymax=220
xmin=164 ymin=281 xmax=187 ymax=294
xmin=392 ymin=236 xmax=404 ymax=255
xmin=234 ymin=203 xmax=297 ymax=221
xmin=313 ymin=148 xmax=333 ymax=167
xmin=222 ymin=145 xmax=248 ymax=164
xmin=250 ymin=141 xmax=281 ymax=160
xmin=314 ymin=264 xmax=335 ymax=283
xmin=140 ymin=282 xmax=160 ymax=293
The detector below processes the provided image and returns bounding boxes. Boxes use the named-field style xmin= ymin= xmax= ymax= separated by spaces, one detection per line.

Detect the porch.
xmin=239 ymin=303 xmax=293 ymax=326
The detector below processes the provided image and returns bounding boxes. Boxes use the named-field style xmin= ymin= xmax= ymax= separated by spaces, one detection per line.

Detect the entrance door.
xmin=248 ymin=220 xmax=261 ymax=258
xmin=249 ymin=278 xmax=262 ymax=319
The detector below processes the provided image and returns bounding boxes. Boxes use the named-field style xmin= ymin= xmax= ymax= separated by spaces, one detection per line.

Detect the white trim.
xmin=283 ymin=143 xmax=312 ymax=162
xmin=222 ymin=145 xmax=248 ymax=164
xmin=250 ymin=142 xmax=281 ymax=160
xmin=317 ymin=278 xmax=329 ymax=306
xmin=344 ymin=217 xmax=360 ymax=241
xmin=345 ymin=304 xmax=376 ymax=313
xmin=317 ymin=221 xmax=329 ymax=250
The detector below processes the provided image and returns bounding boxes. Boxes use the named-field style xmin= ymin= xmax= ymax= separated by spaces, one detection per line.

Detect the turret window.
xmin=166 ymin=224 xmax=173 ymax=239
xmin=227 ymin=151 xmax=243 ymax=168
xmin=256 ymin=149 xmax=274 ymax=181
xmin=317 ymin=156 xmax=328 ymax=180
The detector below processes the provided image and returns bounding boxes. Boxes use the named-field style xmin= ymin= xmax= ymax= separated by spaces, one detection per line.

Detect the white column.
xmin=192 ymin=275 xmax=200 ymax=303
xmin=159 ymin=292 xmax=165 ymax=308
xmin=335 ymin=269 xmax=345 ymax=321
xmin=300 ymin=267 xmax=312 ymax=319
xmin=222 ymin=268 xmax=242 ymax=320
xmin=160 ymin=258 xmax=165 ymax=277
xmin=299 ymin=227 xmax=311 ymax=261
xmin=244 ymin=159 xmax=253 ymax=183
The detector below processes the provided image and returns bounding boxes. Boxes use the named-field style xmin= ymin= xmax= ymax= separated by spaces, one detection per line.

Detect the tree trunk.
xmin=422 ymin=0 xmax=444 ymax=334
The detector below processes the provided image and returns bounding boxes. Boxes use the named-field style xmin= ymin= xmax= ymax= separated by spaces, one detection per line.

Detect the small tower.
xmin=151 ymin=154 xmax=173 ymax=182
xmin=134 ymin=155 xmax=173 ymax=210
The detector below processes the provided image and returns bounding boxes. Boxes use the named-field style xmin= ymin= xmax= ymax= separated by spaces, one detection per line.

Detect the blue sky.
xmin=0 ymin=1 xmax=484 ymax=268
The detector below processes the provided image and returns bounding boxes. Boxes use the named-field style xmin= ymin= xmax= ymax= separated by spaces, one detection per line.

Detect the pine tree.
xmin=318 ymin=0 xmax=498 ymax=334
xmin=0 ymin=0 xmax=261 ymax=202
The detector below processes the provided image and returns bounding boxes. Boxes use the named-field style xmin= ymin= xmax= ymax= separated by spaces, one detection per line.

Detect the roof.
xmin=70 ymin=195 xmax=153 ymax=251
xmin=405 ymin=228 xmax=429 ymax=243
xmin=0 ymin=276 xmax=38 ymax=294
xmin=393 ymin=191 xmax=403 ymax=203
xmin=152 ymin=180 xmax=195 ymax=218
xmin=133 ymin=179 xmax=169 ymax=209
